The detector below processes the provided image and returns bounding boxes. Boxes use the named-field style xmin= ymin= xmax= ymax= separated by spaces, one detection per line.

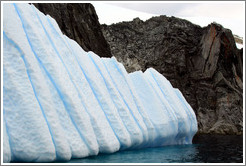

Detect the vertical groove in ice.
xmin=88 ymin=54 xmax=134 ymax=144
xmin=143 ymin=70 xmax=179 ymax=145
xmin=101 ymin=59 xmax=143 ymax=130
xmin=3 ymin=28 xmax=56 ymax=163
xmin=31 ymin=5 xmax=98 ymax=155
xmin=3 ymin=107 xmax=12 ymax=163
xmin=146 ymin=68 xmax=192 ymax=144
xmin=88 ymin=52 xmax=144 ymax=148
xmin=62 ymin=38 xmax=120 ymax=153
xmin=101 ymin=59 xmax=151 ymax=144
xmin=3 ymin=31 xmax=58 ymax=158
xmin=106 ymin=58 xmax=155 ymax=144
xmin=44 ymin=13 xmax=119 ymax=153
xmin=62 ymin=35 xmax=123 ymax=149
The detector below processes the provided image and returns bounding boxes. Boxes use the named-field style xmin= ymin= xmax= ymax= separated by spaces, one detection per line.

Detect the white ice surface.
xmin=3 ymin=3 xmax=197 ymax=162
xmin=3 ymin=116 xmax=11 ymax=163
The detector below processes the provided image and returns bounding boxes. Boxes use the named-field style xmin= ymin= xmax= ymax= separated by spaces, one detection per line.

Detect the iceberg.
xmin=2 ymin=3 xmax=197 ymax=163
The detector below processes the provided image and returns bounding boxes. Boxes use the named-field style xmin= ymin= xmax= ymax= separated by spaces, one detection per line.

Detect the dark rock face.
xmin=33 ymin=3 xmax=112 ymax=57
xmin=102 ymin=16 xmax=243 ymax=134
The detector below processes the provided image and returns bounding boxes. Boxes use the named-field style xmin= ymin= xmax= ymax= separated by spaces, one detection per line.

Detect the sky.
xmin=92 ymin=1 xmax=245 ymax=39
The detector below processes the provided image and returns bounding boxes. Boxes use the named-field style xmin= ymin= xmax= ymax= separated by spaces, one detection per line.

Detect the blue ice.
xmin=3 ymin=3 xmax=197 ymax=163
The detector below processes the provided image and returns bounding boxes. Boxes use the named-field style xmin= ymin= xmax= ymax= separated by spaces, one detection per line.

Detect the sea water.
xmin=57 ymin=135 xmax=243 ymax=163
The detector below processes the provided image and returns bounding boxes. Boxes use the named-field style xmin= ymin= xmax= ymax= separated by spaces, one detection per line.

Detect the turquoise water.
xmin=64 ymin=144 xmax=199 ymax=163
xmin=59 ymin=135 xmax=243 ymax=163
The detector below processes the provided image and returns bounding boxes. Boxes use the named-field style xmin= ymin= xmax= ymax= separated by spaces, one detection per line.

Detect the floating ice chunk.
xmin=3 ymin=3 xmax=197 ymax=162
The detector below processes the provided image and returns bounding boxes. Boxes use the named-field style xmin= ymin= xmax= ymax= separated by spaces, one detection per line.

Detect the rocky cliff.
xmin=33 ymin=3 xmax=243 ymax=135
xmin=102 ymin=17 xmax=243 ymax=135
xmin=33 ymin=3 xmax=111 ymax=57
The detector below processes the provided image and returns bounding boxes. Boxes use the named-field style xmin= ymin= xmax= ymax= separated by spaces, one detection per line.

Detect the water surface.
xmin=57 ymin=134 xmax=243 ymax=163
